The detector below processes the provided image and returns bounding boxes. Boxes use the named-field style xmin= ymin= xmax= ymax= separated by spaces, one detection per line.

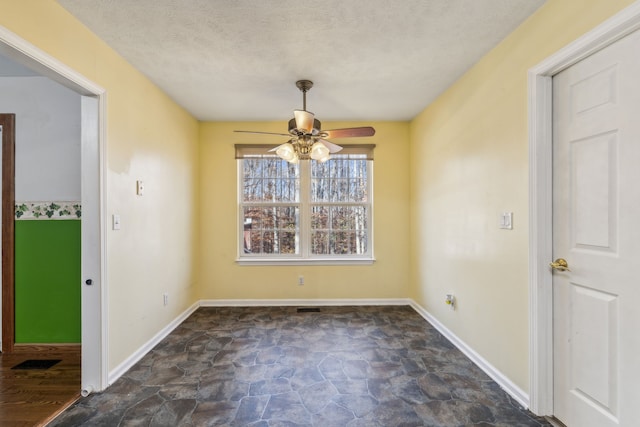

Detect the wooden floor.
xmin=0 ymin=346 xmax=81 ymax=427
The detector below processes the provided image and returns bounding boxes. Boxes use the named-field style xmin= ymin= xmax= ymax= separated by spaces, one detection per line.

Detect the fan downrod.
xmin=296 ymin=80 xmax=313 ymax=112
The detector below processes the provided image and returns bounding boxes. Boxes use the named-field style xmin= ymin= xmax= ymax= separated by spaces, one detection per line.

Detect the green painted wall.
xmin=15 ymin=220 xmax=81 ymax=343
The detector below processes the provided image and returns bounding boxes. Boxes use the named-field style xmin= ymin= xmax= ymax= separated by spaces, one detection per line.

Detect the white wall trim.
xmin=527 ymin=0 xmax=640 ymax=416
xmin=199 ymin=298 xmax=412 ymax=307
xmin=0 ymin=26 xmax=104 ymax=96
xmin=409 ymin=301 xmax=530 ymax=409
xmin=108 ymin=301 xmax=200 ymax=385
xmin=528 ymin=60 xmax=555 ymax=417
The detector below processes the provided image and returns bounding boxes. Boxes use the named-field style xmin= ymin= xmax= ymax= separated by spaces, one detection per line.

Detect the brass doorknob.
xmin=549 ymin=258 xmax=570 ymax=271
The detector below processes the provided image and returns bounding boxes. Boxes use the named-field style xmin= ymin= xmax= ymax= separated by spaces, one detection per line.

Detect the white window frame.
xmin=236 ymin=145 xmax=375 ymax=265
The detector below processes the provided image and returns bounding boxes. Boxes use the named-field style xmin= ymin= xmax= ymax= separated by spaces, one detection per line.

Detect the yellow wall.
xmin=199 ymin=121 xmax=410 ymax=300
xmin=409 ymin=0 xmax=635 ymax=392
xmin=0 ymin=1 xmax=200 ymax=370
xmin=3 ymin=0 xmax=635 ymax=401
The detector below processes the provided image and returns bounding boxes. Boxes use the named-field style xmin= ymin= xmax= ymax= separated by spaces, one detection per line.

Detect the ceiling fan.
xmin=234 ymin=80 xmax=375 ymax=163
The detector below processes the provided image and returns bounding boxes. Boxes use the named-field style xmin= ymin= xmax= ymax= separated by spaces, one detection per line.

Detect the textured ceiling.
xmin=56 ymin=0 xmax=545 ymax=122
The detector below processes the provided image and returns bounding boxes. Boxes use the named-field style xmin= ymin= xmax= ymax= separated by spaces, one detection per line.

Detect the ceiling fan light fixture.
xmin=289 ymin=118 xmax=322 ymax=135
xmin=275 ymin=143 xmax=298 ymax=163
xmin=235 ymin=80 xmax=375 ymax=162
xmin=310 ymin=141 xmax=331 ymax=162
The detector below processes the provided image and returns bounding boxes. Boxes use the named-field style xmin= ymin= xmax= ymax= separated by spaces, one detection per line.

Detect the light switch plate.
xmin=112 ymin=214 xmax=121 ymax=230
xmin=136 ymin=180 xmax=144 ymax=196
xmin=499 ymin=212 xmax=513 ymax=230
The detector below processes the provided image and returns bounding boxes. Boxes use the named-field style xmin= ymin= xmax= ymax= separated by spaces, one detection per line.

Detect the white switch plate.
xmin=499 ymin=212 xmax=513 ymax=230
xmin=112 ymin=214 xmax=121 ymax=230
xmin=136 ymin=180 xmax=145 ymax=196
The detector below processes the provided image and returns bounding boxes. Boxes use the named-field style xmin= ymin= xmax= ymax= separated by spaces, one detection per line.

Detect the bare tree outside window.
xmin=310 ymin=157 xmax=369 ymax=255
xmin=241 ymin=156 xmax=300 ymax=255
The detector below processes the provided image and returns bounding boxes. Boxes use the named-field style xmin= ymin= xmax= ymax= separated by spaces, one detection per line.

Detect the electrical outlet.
xmin=445 ymin=294 xmax=456 ymax=310
xmin=163 ymin=293 xmax=169 ymax=306
xmin=136 ymin=180 xmax=145 ymax=196
xmin=298 ymin=275 xmax=304 ymax=286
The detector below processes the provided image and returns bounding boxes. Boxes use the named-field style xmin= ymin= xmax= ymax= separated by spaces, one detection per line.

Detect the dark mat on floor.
xmin=11 ymin=359 xmax=61 ymax=370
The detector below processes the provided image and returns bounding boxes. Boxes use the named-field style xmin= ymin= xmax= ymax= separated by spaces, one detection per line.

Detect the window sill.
xmin=236 ymin=257 xmax=375 ymax=266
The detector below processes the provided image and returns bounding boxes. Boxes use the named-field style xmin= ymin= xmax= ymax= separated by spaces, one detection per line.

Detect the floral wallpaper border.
xmin=15 ymin=202 xmax=81 ymax=220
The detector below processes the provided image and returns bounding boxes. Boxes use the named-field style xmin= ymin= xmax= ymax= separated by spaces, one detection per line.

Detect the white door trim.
xmin=0 ymin=25 xmax=109 ymax=393
xmin=528 ymin=0 xmax=640 ymax=416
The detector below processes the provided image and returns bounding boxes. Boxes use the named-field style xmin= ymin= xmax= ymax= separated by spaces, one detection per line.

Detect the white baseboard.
xmin=107 ymin=297 xmax=529 ymax=411
xmin=409 ymin=300 xmax=530 ymax=409
xmin=108 ymin=301 xmax=200 ymax=385
xmin=199 ymin=298 xmax=413 ymax=307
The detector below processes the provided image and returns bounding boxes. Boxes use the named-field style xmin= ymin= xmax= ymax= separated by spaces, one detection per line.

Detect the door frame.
xmin=528 ymin=1 xmax=640 ymax=416
xmin=0 ymin=26 xmax=109 ymax=393
xmin=0 ymin=114 xmax=15 ymax=352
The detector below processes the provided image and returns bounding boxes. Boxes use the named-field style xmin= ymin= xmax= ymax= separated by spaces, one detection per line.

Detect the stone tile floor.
xmin=50 ymin=306 xmax=551 ymax=426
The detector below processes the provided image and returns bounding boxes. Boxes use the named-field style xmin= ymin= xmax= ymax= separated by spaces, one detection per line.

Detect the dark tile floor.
xmin=49 ymin=306 xmax=551 ymax=426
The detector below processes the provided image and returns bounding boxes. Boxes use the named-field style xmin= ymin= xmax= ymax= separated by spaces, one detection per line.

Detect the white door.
xmin=552 ymin=29 xmax=640 ymax=426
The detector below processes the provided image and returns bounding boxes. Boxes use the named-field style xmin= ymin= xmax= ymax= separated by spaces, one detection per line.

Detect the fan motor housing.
xmin=288 ymin=118 xmax=322 ymax=135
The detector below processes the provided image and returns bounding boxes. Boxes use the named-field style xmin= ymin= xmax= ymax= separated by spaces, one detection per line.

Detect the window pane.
xmin=330 ymin=231 xmax=368 ymax=255
xmin=330 ymin=206 xmax=367 ymax=230
xmin=242 ymin=157 xmax=299 ymax=202
xmin=242 ymin=206 xmax=299 ymax=254
xmin=310 ymin=205 xmax=368 ymax=255
xmin=311 ymin=231 xmax=330 ymax=255
xmin=311 ymin=158 xmax=368 ymax=203
xmin=333 ymin=231 xmax=354 ymax=254
xmin=311 ymin=178 xmax=329 ymax=202
xmin=243 ymin=178 xmax=261 ymax=201
xmin=310 ymin=206 xmax=329 ymax=229
xmin=243 ymin=158 xmax=260 ymax=179
xmin=349 ymin=178 xmax=366 ymax=201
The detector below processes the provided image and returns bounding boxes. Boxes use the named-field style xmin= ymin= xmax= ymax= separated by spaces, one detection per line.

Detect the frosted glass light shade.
xmin=275 ymin=143 xmax=299 ymax=163
xmin=310 ymin=141 xmax=331 ymax=162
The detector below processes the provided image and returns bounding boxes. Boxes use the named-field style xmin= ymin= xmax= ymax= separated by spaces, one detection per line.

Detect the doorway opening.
xmin=0 ymin=25 xmax=107 ymax=395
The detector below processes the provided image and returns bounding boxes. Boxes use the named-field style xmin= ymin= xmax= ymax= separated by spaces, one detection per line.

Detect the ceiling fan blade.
xmin=294 ymin=110 xmax=314 ymax=133
xmin=319 ymin=139 xmax=343 ymax=154
xmin=234 ymin=130 xmax=292 ymax=137
xmin=323 ymin=126 xmax=375 ymax=139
